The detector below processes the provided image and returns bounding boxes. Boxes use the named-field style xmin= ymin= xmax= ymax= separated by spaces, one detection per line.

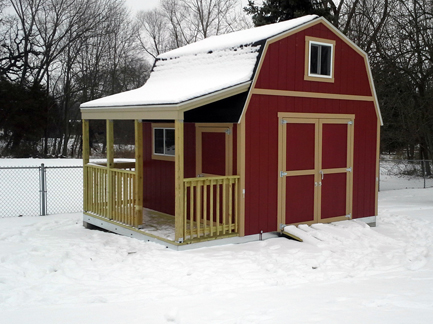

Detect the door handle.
xmin=319 ymin=170 xmax=324 ymax=180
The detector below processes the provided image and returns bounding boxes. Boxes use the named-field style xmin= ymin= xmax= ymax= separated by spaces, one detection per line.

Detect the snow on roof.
xmin=159 ymin=15 xmax=317 ymax=59
xmin=81 ymin=15 xmax=318 ymax=108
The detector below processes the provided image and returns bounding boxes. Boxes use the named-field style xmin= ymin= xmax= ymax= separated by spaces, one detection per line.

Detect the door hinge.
xmin=225 ymin=128 xmax=231 ymax=135
xmin=348 ymin=121 xmax=353 ymax=125
xmin=280 ymin=171 xmax=287 ymax=177
xmin=281 ymin=119 xmax=288 ymax=125
xmin=346 ymin=167 xmax=352 ymax=172
xmin=345 ymin=213 xmax=352 ymax=219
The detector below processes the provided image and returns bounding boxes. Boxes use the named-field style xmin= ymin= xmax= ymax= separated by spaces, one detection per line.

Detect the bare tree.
xmin=362 ymin=0 xmax=433 ymax=168
xmin=0 ymin=0 xmax=150 ymax=157
xmin=136 ymin=8 xmax=174 ymax=59
xmin=136 ymin=0 xmax=247 ymax=60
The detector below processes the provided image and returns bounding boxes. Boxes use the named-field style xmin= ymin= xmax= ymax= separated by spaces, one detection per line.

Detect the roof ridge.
xmin=158 ymin=15 xmax=318 ymax=59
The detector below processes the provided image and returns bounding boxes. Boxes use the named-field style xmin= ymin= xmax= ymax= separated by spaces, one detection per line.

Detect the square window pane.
xmin=154 ymin=128 xmax=164 ymax=154
xmin=164 ymin=129 xmax=175 ymax=156
xmin=310 ymin=44 xmax=319 ymax=74
xmin=320 ymin=45 xmax=331 ymax=76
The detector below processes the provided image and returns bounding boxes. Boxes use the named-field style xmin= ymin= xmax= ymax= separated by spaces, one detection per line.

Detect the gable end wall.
xmin=243 ymin=22 xmax=379 ymax=235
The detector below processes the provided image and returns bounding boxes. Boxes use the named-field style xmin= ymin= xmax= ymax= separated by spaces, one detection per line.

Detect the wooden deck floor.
xmin=141 ymin=209 xmax=175 ymax=241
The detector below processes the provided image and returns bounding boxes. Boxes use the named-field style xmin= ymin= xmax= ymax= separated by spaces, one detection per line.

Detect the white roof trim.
xmin=81 ymin=81 xmax=251 ymax=120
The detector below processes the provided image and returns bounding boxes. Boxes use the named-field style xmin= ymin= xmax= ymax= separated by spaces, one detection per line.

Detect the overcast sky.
xmin=124 ymin=0 xmax=160 ymax=12
xmin=124 ymin=0 xmax=249 ymax=13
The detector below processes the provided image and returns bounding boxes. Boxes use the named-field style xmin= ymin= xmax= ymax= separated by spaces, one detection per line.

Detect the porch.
xmin=82 ymin=120 xmax=241 ymax=245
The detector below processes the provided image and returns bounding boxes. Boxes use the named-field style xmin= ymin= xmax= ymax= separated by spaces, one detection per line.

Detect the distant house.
xmin=80 ymin=15 xmax=382 ymax=249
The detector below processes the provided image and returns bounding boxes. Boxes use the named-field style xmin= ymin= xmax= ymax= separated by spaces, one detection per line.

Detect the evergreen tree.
xmin=0 ymin=77 xmax=56 ymax=157
xmin=244 ymin=0 xmax=331 ymax=27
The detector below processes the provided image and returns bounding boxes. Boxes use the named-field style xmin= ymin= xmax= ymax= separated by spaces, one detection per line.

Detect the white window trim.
xmin=304 ymin=36 xmax=336 ymax=83
xmin=308 ymin=40 xmax=334 ymax=79
xmin=152 ymin=123 xmax=175 ymax=161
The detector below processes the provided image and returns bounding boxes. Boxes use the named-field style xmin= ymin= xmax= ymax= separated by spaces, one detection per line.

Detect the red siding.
xmin=142 ymin=122 xmax=196 ymax=215
xmin=142 ymin=122 xmax=175 ymax=215
xmin=255 ymin=23 xmax=372 ymax=97
xmin=142 ymin=122 xmax=237 ymax=215
xmin=244 ymin=95 xmax=377 ymax=235
xmin=243 ymin=22 xmax=377 ymax=236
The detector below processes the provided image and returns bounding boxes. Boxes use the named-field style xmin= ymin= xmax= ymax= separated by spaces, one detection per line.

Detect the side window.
xmin=305 ymin=37 xmax=335 ymax=83
xmin=152 ymin=124 xmax=175 ymax=161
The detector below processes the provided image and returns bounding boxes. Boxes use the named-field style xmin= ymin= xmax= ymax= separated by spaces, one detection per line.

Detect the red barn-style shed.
xmin=80 ymin=15 xmax=381 ymax=249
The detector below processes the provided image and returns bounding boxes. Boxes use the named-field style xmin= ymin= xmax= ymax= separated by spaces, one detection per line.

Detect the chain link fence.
xmin=379 ymin=159 xmax=433 ymax=191
xmin=0 ymin=160 xmax=432 ymax=217
xmin=0 ymin=164 xmax=83 ymax=217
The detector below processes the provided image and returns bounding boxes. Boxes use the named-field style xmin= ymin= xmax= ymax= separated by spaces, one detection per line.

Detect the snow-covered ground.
xmin=0 ymin=187 xmax=432 ymax=323
xmin=0 ymin=159 xmax=83 ymax=217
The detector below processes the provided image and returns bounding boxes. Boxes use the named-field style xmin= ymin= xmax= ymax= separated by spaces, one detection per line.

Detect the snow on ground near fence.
xmin=380 ymin=174 xmax=433 ymax=190
xmin=0 ymin=189 xmax=432 ymax=323
xmin=0 ymin=159 xmax=84 ymax=217
xmin=380 ymin=160 xmax=433 ymax=190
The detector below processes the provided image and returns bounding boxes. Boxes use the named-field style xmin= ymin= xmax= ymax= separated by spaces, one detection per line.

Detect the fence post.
xmin=39 ymin=163 xmax=47 ymax=216
xmin=423 ymin=160 xmax=426 ymax=189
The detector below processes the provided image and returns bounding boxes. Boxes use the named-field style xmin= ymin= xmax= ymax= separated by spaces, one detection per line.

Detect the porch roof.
xmin=81 ymin=15 xmax=318 ymax=120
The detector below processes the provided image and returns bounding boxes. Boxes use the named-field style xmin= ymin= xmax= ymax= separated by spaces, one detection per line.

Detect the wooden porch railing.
xmin=111 ymin=168 xmax=135 ymax=225
xmin=85 ymin=163 xmax=240 ymax=243
xmin=85 ymin=164 xmax=109 ymax=218
xmin=183 ymin=175 xmax=240 ymax=241
xmin=85 ymin=164 xmax=137 ymax=227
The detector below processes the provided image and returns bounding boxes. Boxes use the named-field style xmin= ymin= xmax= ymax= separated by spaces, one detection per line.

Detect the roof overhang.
xmin=81 ymin=81 xmax=251 ymax=120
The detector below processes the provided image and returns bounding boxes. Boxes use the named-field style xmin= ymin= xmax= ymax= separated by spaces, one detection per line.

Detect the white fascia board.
xmin=81 ymin=81 xmax=251 ymax=121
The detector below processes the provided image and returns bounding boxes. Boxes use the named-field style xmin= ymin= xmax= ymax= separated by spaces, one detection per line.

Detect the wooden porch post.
xmin=82 ymin=120 xmax=89 ymax=211
xmin=134 ymin=120 xmax=144 ymax=228
xmin=238 ymin=118 xmax=246 ymax=237
xmin=174 ymin=119 xmax=184 ymax=242
xmin=106 ymin=120 xmax=114 ymax=219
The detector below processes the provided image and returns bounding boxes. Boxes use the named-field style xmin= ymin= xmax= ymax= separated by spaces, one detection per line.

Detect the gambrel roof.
xmin=80 ymin=15 xmax=318 ymax=115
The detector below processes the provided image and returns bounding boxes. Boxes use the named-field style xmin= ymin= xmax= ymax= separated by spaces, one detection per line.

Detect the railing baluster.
xmin=117 ymin=172 xmax=121 ymax=222
xmin=203 ymin=178 xmax=208 ymax=235
xmin=96 ymin=169 xmax=100 ymax=216
xmin=222 ymin=178 xmax=227 ymax=234
xmin=189 ymin=182 xmax=194 ymax=239
xmin=114 ymin=172 xmax=118 ymax=221
xmin=128 ymin=174 xmax=132 ymax=225
xmin=228 ymin=178 xmax=233 ymax=233
xmin=121 ymin=173 xmax=124 ymax=223
xmin=196 ymin=180 xmax=202 ymax=238
xmin=215 ymin=180 xmax=221 ymax=235
xmin=183 ymin=183 xmax=188 ymax=240
xmin=210 ymin=179 xmax=214 ymax=236
xmin=234 ymin=178 xmax=238 ymax=232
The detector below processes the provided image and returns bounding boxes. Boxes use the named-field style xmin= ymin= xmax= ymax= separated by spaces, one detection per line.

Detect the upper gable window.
xmin=305 ymin=37 xmax=335 ymax=83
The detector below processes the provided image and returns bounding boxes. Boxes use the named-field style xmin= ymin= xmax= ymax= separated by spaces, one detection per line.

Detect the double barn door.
xmin=278 ymin=113 xmax=354 ymax=227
